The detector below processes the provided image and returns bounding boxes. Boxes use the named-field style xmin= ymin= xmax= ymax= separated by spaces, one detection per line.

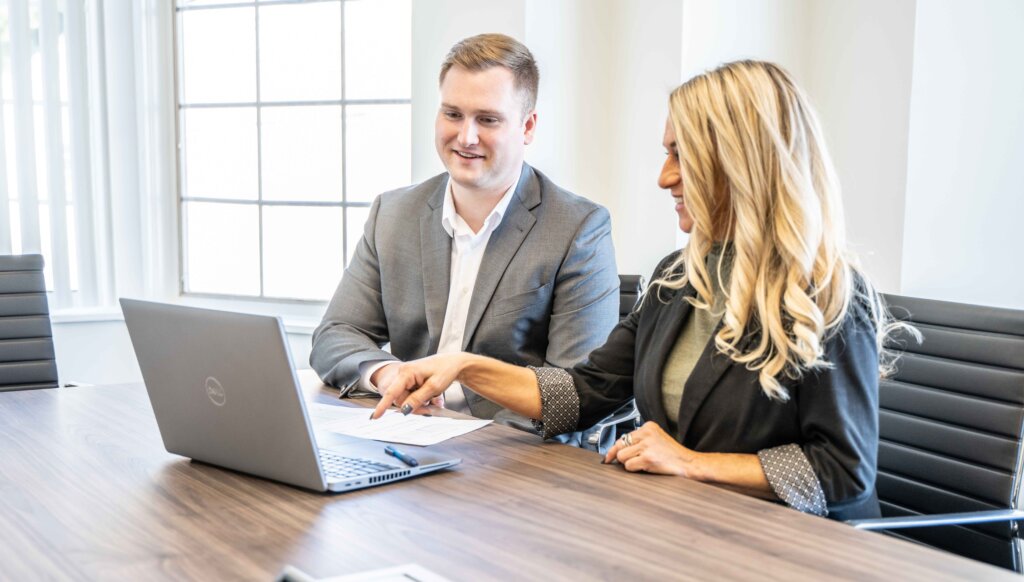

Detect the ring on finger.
xmin=620 ymin=432 xmax=634 ymax=447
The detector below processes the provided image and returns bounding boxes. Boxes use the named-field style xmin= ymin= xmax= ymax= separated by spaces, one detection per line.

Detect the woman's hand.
xmin=370 ymin=353 xmax=468 ymax=419
xmin=603 ymin=421 xmax=704 ymax=478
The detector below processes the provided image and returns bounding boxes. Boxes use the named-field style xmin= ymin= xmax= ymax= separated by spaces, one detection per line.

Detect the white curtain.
xmin=0 ymin=0 xmax=175 ymax=312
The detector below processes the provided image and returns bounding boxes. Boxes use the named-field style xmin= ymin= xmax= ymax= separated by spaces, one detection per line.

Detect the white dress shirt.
xmin=359 ymin=171 xmax=520 ymax=414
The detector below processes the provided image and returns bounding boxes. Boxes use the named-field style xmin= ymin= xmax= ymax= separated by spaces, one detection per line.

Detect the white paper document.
xmin=309 ymin=403 xmax=491 ymax=446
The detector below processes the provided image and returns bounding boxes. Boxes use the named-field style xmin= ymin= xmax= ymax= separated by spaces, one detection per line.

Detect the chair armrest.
xmin=849 ymin=509 xmax=1024 ymax=530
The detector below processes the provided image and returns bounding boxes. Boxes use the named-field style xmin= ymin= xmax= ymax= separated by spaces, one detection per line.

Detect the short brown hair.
xmin=438 ymin=33 xmax=539 ymax=114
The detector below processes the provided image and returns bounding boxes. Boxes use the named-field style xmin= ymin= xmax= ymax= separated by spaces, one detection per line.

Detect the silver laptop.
xmin=120 ymin=298 xmax=460 ymax=493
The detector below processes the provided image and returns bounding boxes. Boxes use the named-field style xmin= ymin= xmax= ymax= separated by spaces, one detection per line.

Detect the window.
xmin=0 ymin=0 xmax=87 ymax=308
xmin=175 ymin=0 xmax=411 ymax=302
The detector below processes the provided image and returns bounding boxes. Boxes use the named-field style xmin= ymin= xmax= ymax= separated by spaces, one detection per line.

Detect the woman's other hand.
xmin=603 ymin=421 xmax=702 ymax=478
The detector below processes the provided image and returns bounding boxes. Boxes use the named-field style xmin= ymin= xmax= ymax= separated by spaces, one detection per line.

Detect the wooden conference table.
xmin=0 ymin=375 xmax=1013 ymax=581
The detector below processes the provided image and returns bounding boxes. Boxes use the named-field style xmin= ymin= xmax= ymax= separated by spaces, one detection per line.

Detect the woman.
xmin=371 ymin=60 xmax=901 ymax=520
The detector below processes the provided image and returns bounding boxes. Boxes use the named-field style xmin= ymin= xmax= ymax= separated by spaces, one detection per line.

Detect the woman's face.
xmin=658 ymin=117 xmax=694 ymax=233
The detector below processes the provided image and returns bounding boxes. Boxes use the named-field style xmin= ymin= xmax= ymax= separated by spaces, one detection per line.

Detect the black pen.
xmin=384 ymin=445 xmax=419 ymax=467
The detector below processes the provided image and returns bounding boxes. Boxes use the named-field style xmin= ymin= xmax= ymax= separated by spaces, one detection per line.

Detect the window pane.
xmin=28 ymin=3 xmax=43 ymax=99
xmin=184 ymin=201 xmax=260 ymax=296
xmin=40 ymin=202 xmax=52 ymax=290
xmin=66 ymin=204 xmax=78 ymax=291
xmin=3 ymin=104 xmax=17 ymax=201
xmin=346 ymin=205 xmax=370 ymax=266
xmin=1 ymin=29 xmax=11 ymax=101
xmin=61 ymin=106 xmax=71 ymax=201
xmin=261 ymin=105 xmax=342 ymax=202
xmin=259 ymin=3 xmax=341 ymax=102
xmin=345 ymin=104 xmax=410 ymax=202
xmin=34 ymin=104 xmax=47 ymax=202
xmin=262 ymin=205 xmax=343 ymax=300
xmin=180 ymin=7 xmax=256 ymax=104
xmin=345 ymin=0 xmax=411 ymax=100
xmin=9 ymin=201 xmax=21 ymax=255
xmin=182 ymin=107 xmax=258 ymax=200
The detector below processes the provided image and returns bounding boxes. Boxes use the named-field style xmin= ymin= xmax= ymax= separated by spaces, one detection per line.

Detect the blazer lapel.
xmin=636 ymin=286 xmax=693 ymax=430
xmin=461 ymin=167 xmax=538 ymax=349
xmin=420 ymin=181 xmax=452 ymax=353
xmin=675 ymin=318 xmax=750 ymax=443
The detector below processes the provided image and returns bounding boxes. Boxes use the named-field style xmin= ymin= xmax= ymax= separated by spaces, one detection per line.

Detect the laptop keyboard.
xmin=319 ymin=450 xmax=401 ymax=480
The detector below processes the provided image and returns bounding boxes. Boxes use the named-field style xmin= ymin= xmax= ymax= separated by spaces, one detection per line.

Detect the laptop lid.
xmin=121 ymin=299 xmax=461 ymax=493
xmin=121 ymin=298 xmax=335 ymax=491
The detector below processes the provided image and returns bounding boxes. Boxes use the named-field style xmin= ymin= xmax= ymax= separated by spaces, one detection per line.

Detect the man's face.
xmin=435 ymin=65 xmax=536 ymax=196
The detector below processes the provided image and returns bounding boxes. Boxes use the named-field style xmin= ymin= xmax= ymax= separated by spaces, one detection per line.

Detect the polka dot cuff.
xmin=757 ymin=443 xmax=828 ymax=517
xmin=528 ymin=366 xmax=580 ymax=439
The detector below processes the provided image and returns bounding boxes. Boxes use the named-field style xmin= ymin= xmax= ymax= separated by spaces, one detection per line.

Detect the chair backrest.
xmin=619 ymin=275 xmax=644 ymax=320
xmin=0 ymin=255 xmax=59 ymax=391
xmin=879 ymin=294 xmax=1024 ymax=570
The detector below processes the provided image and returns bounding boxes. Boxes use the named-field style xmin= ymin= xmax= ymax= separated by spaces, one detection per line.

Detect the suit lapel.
xmin=461 ymin=167 xmax=538 ymax=349
xmin=420 ymin=181 xmax=451 ymax=353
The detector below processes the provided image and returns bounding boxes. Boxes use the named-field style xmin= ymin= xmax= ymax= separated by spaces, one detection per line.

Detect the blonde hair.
xmin=653 ymin=60 xmax=904 ymax=400
xmin=439 ymin=33 xmax=539 ymax=114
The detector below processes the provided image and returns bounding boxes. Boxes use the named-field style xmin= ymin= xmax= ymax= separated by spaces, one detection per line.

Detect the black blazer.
xmin=567 ymin=252 xmax=880 ymax=520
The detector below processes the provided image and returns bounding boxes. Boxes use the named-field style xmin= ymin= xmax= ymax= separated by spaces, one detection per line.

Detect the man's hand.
xmin=370 ymin=353 xmax=467 ymax=419
xmin=370 ymin=363 xmax=401 ymax=392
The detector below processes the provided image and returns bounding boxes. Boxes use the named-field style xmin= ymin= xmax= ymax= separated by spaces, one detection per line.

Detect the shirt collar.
xmin=441 ymin=167 xmax=522 ymax=239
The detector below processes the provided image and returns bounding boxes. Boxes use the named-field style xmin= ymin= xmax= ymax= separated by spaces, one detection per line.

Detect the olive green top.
xmin=661 ymin=245 xmax=733 ymax=434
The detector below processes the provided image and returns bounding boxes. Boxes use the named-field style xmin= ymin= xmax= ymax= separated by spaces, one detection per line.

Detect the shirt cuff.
xmin=757 ymin=444 xmax=828 ymax=517
xmin=357 ymin=360 xmax=394 ymax=393
xmin=527 ymin=366 xmax=580 ymax=439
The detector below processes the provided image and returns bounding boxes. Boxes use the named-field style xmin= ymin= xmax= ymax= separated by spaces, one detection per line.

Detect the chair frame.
xmin=850 ymin=509 xmax=1024 ymax=530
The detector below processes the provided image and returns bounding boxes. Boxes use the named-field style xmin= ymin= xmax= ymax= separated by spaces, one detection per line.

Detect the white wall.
xmin=681 ymin=0 xmax=811 ymax=81
xmin=410 ymin=0 xmax=526 ymax=181
xmin=804 ymin=0 xmax=917 ymax=293
xmin=901 ymin=0 xmax=1024 ymax=308
xmin=599 ymin=0 xmax=685 ymax=278
xmin=523 ymin=0 xmax=618 ymax=232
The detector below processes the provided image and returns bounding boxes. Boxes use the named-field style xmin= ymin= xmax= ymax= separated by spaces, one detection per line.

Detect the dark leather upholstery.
xmin=878 ymin=294 xmax=1024 ymax=570
xmin=0 ymin=255 xmax=58 ymax=391
xmin=618 ymin=275 xmax=643 ymax=320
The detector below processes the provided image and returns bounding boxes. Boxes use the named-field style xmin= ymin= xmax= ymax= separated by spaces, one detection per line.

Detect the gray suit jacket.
xmin=310 ymin=164 xmax=619 ymax=419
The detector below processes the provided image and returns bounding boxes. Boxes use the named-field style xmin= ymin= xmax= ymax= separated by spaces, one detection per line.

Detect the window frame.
xmin=172 ymin=0 xmax=411 ymax=305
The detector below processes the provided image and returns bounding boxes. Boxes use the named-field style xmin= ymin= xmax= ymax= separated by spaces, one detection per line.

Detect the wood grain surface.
xmin=0 ymin=377 xmax=1013 ymax=581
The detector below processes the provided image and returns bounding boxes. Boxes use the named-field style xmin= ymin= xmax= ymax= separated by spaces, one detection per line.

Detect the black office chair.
xmin=618 ymin=274 xmax=644 ymax=320
xmin=0 ymin=254 xmax=59 ymax=391
xmin=848 ymin=294 xmax=1024 ymax=571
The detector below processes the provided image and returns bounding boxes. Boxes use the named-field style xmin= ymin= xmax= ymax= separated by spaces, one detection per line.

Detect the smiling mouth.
xmin=454 ymin=150 xmax=484 ymax=160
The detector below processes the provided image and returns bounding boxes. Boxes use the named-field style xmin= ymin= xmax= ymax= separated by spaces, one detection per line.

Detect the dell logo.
xmin=205 ymin=376 xmax=226 ymax=406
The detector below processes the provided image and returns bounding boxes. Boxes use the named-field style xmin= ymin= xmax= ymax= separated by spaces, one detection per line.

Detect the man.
xmin=311 ymin=34 xmax=619 ymax=421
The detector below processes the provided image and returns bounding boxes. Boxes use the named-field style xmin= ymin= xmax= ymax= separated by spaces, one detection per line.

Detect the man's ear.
xmin=523 ymin=110 xmax=538 ymax=145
